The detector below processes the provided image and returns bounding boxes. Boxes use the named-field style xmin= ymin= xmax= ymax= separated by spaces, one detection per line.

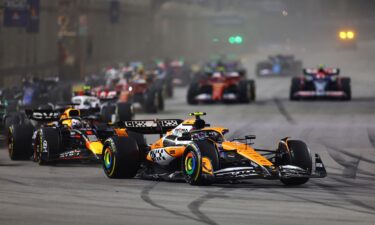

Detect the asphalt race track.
xmin=1 ymin=45 xmax=375 ymax=225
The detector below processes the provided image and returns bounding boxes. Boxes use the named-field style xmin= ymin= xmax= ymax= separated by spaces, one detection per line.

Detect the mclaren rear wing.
xmin=116 ymin=119 xmax=183 ymax=134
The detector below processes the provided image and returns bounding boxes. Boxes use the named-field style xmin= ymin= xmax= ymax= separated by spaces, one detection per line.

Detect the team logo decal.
xmin=149 ymin=148 xmax=174 ymax=165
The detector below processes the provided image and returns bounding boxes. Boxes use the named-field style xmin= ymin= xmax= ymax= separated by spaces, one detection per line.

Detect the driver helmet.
xmin=71 ymin=119 xmax=82 ymax=129
xmin=197 ymin=132 xmax=206 ymax=140
xmin=318 ymin=64 xmax=326 ymax=73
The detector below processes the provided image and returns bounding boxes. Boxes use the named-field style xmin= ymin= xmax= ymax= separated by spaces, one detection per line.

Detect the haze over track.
xmin=1 ymin=42 xmax=375 ymax=225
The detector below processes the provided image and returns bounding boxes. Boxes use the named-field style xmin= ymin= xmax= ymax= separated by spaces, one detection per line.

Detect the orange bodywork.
xmin=150 ymin=138 xmax=163 ymax=149
xmin=118 ymin=91 xmax=130 ymax=102
xmin=221 ymin=141 xmax=273 ymax=166
xmin=114 ymin=128 xmax=128 ymax=137
xmin=202 ymin=157 xmax=213 ymax=175
xmin=145 ymin=122 xmax=274 ymax=168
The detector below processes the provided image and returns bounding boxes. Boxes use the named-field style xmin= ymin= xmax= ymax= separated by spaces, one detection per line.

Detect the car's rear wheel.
xmin=144 ymin=89 xmax=158 ymax=113
xmin=187 ymin=82 xmax=199 ymax=105
xmin=290 ymin=78 xmax=300 ymax=101
xmin=116 ymin=102 xmax=133 ymax=121
xmin=37 ymin=128 xmax=61 ymax=165
xmin=127 ymin=131 xmax=147 ymax=159
xmin=182 ymin=140 xmax=220 ymax=185
xmin=157 ymin=89 xmax=165 ymax=111
xmin=165 ymin=78 xmax=174 ymax=98
xmin=103 ymin=136 xmax=140 ymax=178
xmin=238 ymin=81 xmax=250 ymax=103
xmin=341 ymin=77 xmax=351 ymax=101
xmin=249 ymin=80 xmax=256 ymax=101
xmin=4 ymin=114 xmax=20 ymax=136
xmin=101 ymin=105 xmax=116 ymax=123
xmin=280 ymin=140 xmax=312 ymax=186
xmin=8 ymin=124 xmax=34 ymax=160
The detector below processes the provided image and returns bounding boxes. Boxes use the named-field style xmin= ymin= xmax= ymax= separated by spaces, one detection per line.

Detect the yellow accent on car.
xmin=189 ymin=112 xmax=206 ymax=116
xmin=182 ymin=118 xmax=196 ymax=125
xmin=86 ymin=141 xmax=104 ymax=155
xmin=61 ymin=119 xmax=72 ymax=128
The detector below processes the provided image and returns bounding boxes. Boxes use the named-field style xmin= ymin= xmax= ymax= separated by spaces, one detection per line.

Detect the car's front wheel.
xmin=280 ymin=140 xmax=312 ymax=185
xmin=8 ymin=124 xmax=34 ymax=160
xmin=182 ymin=140 xmax=220 ymax=185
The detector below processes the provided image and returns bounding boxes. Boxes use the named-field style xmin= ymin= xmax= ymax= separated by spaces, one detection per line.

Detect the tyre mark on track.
xmin=324 ymin=144 xmax=362 ymax=178
xmin=0 ymin=177 xmax=29 ymax=186
xmin=188 ymin=190 xmax=230 ymax=225
xmin=367 ymin=128 xmax=375 ymax=148
xmin=327 ymin=147 xmax=375 ymax=164
xmin=140 ymin=182 xmax=205 ymax=224
xmin=272 ymin=186 xmax=375 ymax=215
xmin=312 ymin=180 xmax=375 ymax=213
xmin=326 ymin=176 xmax=375 ymax=196
xmin=273 ymin=98 xmax=296 ymax=124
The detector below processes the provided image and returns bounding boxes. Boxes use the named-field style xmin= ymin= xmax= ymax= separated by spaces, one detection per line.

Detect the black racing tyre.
xmin=182 ymin=140 xmax=220 ymax=185
xmin=127 ymin=131 xmax=147 ymax=150
xmin=290 ymin=77 xmax=300 ymax=101
xmin=37 ymin=127 xmax=61 ymax=165
xmin=249 ymin=80 xmax=256 ymax=101
xmin=101 ymin=105 xmax=116 ymax=123
xmin=102 ymin=136 xmax=140 ymax=178
xmin=116 ymin=102 xmax=133 ymax=121
xmin=341 ymin=77 xmax=351 ymax=101
xmin=4 ymin=114 xmax=20 ymax=136
xmin=8 ymin=124 xmax=34 ymax=160
xmin=157 ymin=90 xmax=165 ymax=111
xmin=144 ymin=89 xmax=158 ymax=113
xmin=280 ymin=140 xmax=312 ymax=186
xmin=127 ymin=131 xmax=147 ymax=159
xmin=5 ymin=112 xmax=28 ymax=126
xmin=238 ymin=80 xmax=251 ymax=103
xmin=166 ymin=79 xmax=174 ymax=98
xmin=187 ymin=82 xmax=199 ymax=105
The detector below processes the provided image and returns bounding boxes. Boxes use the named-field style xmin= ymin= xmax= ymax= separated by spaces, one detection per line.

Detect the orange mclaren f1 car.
xmin=103 ymin=112 xmax=326 ymax=185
